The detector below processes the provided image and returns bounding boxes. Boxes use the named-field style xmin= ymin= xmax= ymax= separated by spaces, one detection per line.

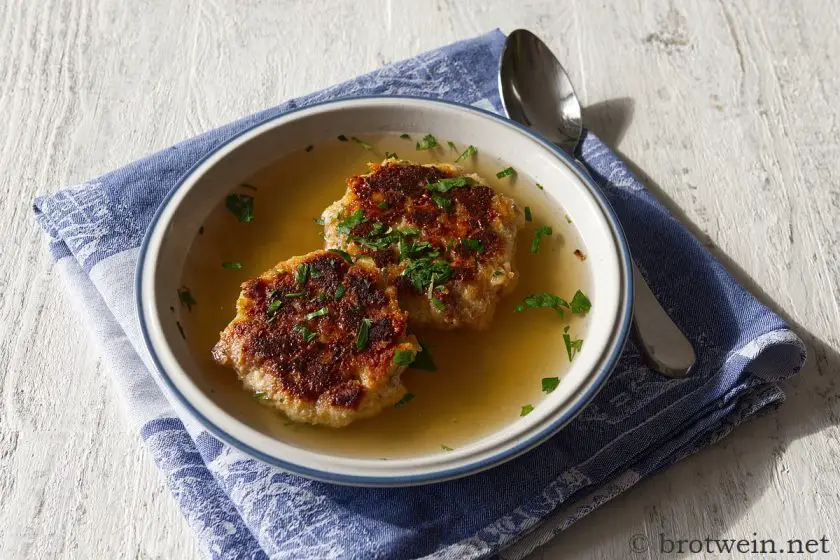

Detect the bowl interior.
xmin=138 ymin=97 xmax=631 ymax=485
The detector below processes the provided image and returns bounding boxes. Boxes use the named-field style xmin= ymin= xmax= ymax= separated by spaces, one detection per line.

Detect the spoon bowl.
xmin=499 ymin=29 xmax=583 ymax=156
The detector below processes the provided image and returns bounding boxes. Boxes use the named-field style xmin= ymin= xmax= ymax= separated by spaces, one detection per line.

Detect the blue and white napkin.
xmin=33 ymin=30 xmax=805 ymax=559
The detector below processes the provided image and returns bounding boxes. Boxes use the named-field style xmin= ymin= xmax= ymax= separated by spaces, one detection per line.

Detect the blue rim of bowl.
xmin=135 ymin=95 xmax=634 ymax=487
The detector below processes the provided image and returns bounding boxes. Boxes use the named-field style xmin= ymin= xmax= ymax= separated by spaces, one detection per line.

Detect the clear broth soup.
xmin=180 ymin=134 xmax=591 ymax=458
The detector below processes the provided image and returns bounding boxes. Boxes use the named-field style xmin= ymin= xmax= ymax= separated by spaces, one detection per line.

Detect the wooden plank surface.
xmin=1 ymin=1 xmax=838 ymax=558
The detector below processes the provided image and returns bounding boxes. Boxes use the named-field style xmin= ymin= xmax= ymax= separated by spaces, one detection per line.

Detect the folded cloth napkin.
xmin=34 ymin=30 xmax=806 ymax=560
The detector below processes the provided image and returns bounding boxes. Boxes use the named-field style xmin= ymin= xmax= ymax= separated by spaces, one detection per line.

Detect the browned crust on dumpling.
xmin=322 ymin=160 xmax=523 ymax=330
xmin=212 ymin=250 xmax=419 ymax=427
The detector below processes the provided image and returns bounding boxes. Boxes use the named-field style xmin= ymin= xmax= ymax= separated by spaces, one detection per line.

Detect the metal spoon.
xmin=499 ymin=29 xmax=696 ymax=377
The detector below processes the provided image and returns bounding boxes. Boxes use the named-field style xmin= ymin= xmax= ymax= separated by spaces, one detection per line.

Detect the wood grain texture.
xmin=1 ymin=1 xmax=838 ymax=558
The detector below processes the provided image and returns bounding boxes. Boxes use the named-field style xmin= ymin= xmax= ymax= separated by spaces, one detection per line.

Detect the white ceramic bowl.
xmin=136 ymin=96 xmax=633 ymax=486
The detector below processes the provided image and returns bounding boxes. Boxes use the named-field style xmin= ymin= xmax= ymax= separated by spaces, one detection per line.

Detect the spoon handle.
xmin=573 ymin=160 xmax=695 ymax=377
xmin=631 ymin=262 xmax=696 ymax=376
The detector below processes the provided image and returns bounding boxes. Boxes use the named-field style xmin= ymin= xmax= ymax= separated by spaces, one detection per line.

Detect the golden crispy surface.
xmin=322 ymin=160 xmax=524 ymax=329
xmin=212 ymin=250 xmax=419 ymax=427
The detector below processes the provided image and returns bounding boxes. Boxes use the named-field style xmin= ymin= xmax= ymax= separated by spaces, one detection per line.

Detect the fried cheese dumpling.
xmin=212 ymin=250 xmax=420 ymax=427
xmin=321 ymin=160 xmax=524 ymax=330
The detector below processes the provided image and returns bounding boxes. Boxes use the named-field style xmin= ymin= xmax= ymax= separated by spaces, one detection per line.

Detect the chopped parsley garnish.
xmin=356 ymin=318 xmax=372 ymax=350
xmin=337 ymin=209 xmax=366 ymax=234
xmin=394 ymin=393 xmax=415 ymax=408
xmin=514 ymin=292 xmax=570 ymax=317
xmin=430 ymin=297 xmax=446 ymax=312
xmin=240 ymin=183 xmax=257 ymax=191
xmin=564 ymin=325 xmax=570 ymax=333
xmin=524 ymin=206 xmax=532 ymax=222
xmin=337 ymin=134 xmax=348 ymax=141
xmin=402 ymin=258 xmax=453 ymax=292
xmin=350 ymin=224 xmax=400 ymax=251
xmin=441 ymin=444 xmax=454 ymax=451
xmin=385 ymin=152 xmax=398 ymax=160
xmin=530 ymin=225 xmax=553 ymax=253
xmin=570 ymin=290 xmax=592 ymax=314
xmin=313 ymin=217 xmax=325 ymax=225
xmin=393 ymin=349 xmax=416 ymax=366
xmin=542 ymin=377 xmax=560 ymax=393
xmin=266 ymin=298 xmax=283 ymax=321
xmin=293 ymin=324 xmax=317 ymax=342
xmin=304 ymin=307 xmax=329 ymax=320
xmin=351 ymin=136 xmax=373 ymax=150
xmin=328 ymin=249 xmax=353 ymax=264
xmin=411 ymin=343 xmax=436 ymax=371
xmin=334 ymin=284 xmax=347 ymax=300
xmin=284 ymin=292 xmax=305 ymax=299
xmin=564 ymin=334 xmax=584 ymax=361
xmin=536 ymin=183 xmax=545 ymax=190
xmin=225 ymin=194 xmax=254 ymax=223
xmin=377 ymin=201 xmax=389 ymax=209
xmin=177 ymin=287 xmax=196 ymax=311
xmin=447 ymin=140 xmax=457 ymax=151
xmin=176 ymin=321 xmax=186 ymax=340
xmin=461 ymin=238 xmax=485 ymax=254
xmin=222 ymin=261 xmax=243 ymax=270
xmin=398 ymin=237 xmax=433 ymax=261
xmin=496 ymin=167 xmax=516 ymax=179
xmin=305 ymin=145 xmax=314 ymax=152
xmin=520 ymin=404 xmax=534 ymax=416
xmin=431 ymin=193 xmax=452 ymax=211
xmin=254 ymin=391 xmax=269 ymax=401
xmin=400 ymin=133 xmax=411 ymax=139
xmin=455 ymin=145 xmax=477 ymax=162
xmin=426 ymin=176 xmax=471 ymax=193
xmin=416 ymin=134 xmax=438 ymax=150
xmin=295 ymin=264 xmax=310 ymax=285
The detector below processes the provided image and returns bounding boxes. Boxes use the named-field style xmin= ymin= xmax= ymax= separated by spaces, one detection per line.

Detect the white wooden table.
xmin=2 ymin=1 xmax=839 ymax=558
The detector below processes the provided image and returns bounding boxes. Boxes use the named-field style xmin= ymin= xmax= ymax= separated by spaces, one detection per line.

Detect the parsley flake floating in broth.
xmin=394 ymin=393 xmax=415 ymax=408
xmin=222 ymin=262 xmax=243 ymax=270
xmin=496 ymin=167 xmax=516 ymax=179
xmin=541 ymin=377 xmax=560 ymax=393
xmin=225 ymin=194 xmax=254 ymax=223
xmin=514 ymin=292 xmax=569 ymax=317
xmin=415 ymin=134 xmax=438 ymax=150
xmin=564 ymin=334 xmax=584 ymax=362
xmin=530 ymin=225 xmax=552 ymax=253
xmin=455 ymin=145 xmax=477 ymax=162
xmin=520 ymin=404 xmax=534 ymax=416
xmin=570 ymin=290 xmax=592 ymax=314
xmin=177 ymin=287 xmax=196 ymax=311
